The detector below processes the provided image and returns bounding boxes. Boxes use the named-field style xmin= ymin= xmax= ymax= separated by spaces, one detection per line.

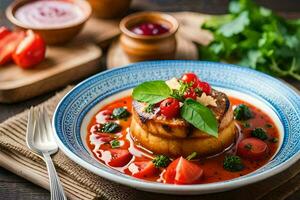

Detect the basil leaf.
xmin=181 ymin=99 xmax=218 ymax=137
xmin=112 ymin=107 xmax=130 ymax=119
xmin=132 ymin=81 xmax=172 ymax=104
xmin=101 ymin=122 xmax=121 ymax=133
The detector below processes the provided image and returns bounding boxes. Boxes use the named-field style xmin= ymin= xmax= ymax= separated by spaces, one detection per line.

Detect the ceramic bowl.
xmin=120 ymin=12 xmax=179 ymax=62
xmin=53 ymin=60 xmax=300 ymax=195
xmin=87 ymin=0 xmax=132 ymax=19
xmin=6 ymin=0 xmax=92 ymax=45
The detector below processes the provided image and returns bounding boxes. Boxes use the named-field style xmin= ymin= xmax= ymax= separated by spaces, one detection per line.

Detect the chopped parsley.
xmin=223 ymin=155 xmax=244 ymax=172
xmin=152 ymin=155 xmax=171 ymax=168
xmin=110 ymin=140 xmax=120 ymax=148
xmin=101 ymin=122 xmax=121 ymax=133
xmin=269 ymin=137 xmax=278 ymax=143
xmin=111 ymin=107 xmax=130 ymax=119
xmin=234 ymin=104 xmax=252 ymax=121
xmin=145 ymin=104 xmax=155 ymax=113
xmin=186 ymin=152 xmax=197 ymax=160
xmin=251 ymin=128 xmax=268 ymax=140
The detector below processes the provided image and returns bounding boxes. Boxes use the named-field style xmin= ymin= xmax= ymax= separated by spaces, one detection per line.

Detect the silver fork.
xmin=26 ymin=106 xmax=67 ymax=200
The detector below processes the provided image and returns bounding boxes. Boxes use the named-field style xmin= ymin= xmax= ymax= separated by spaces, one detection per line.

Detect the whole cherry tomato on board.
xmin=160 ymin=98 xmax=180 ymax=118
xmin=12 ymin=30 xmax=46 ymax=69
xmin=237 ymin=138 xmax=268 ymax=160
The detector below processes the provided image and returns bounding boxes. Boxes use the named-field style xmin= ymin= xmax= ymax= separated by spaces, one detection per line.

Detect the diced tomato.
xmin=164 ymin=157 xmax=203 ymax=184
xmin=183 ymin=87 xmax=197 ymax=100
xmin=0 ymin=27 xmax=11 ymax=40
xmin=108 ymin=149 xmax=132 ymax=167
xmin=12 ymin=30 xmax=46 ymax=69
xmin=0 ymin=31 xmax=25 ymax=65
xmin=132 ymin=161 xmax=158 ymax=178
xmin=237 ymin=138 xmax=268 ymax=160
xmin=160 ymin=98 xmax=180 ymax=118
xmin=197 ymin=81 xmax=212 ymax=95
xmin=181 ymin=72 xmax=200 ymax=87
xmin=95 ymin=133 xmax=114 ymax=143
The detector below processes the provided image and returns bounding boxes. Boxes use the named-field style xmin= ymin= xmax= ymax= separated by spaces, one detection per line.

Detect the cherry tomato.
xmin=183 ymin=87 xmax=197 ymax=100
xmin=0 ymin=31 xmax=25 ymax=65
xmin=164 ymin=157 xmax=203 ymax=184
xmin=0 ymin=27 xmax=11 ymax=40
xmin=12 ymin=30 xmax=46 ymax=69
xmin=108 ymin=149 xmax=132 ymax=167
xmin=131 ymin=161 xmax=158 ymax=178
xmin=237 ymin=138 xmax=268 ymax=160
xmin=197 ymin=81 xmax=212 ymax=95
xmin=181 ymin=72 xmax=199 ymax=87
xmin=160 ymin=98 xmax=180 ymax=118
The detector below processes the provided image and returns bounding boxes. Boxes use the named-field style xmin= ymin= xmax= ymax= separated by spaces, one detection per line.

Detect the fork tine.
xmin=33 ymin=107 xmax=40 ymax=143
xmin=43 ymin=107 xmax=53 ymax=141
xmin=26 ymin=107 xmax=34 ymax=147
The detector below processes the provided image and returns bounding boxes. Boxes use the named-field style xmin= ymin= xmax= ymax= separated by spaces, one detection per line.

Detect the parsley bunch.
xmin=200 ymin=0 xmax=300 ymax=80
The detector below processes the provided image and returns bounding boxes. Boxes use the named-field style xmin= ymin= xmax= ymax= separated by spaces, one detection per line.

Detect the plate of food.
xmin=53 ymin=60 xmax=300 ymax=194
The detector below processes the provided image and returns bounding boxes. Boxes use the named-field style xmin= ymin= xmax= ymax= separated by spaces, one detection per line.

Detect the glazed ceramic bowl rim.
xmin=6 ymin=0 xmax=92 ymax=31
xmin=120 ymin=11 xmax=179 ymax=40
xmin=53 ymin=60 xmax=300 ymax=194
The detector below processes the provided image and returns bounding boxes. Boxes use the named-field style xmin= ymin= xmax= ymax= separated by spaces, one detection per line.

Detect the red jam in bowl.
xmin=14 ymin=0 xmax=86 ymax=28
xmin=131 ymin=22 xmax=169 ymax=36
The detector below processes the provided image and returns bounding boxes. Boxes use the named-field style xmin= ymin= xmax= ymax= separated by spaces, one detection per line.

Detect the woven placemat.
xmin=0 ymin=85 xmax=300 ymax=200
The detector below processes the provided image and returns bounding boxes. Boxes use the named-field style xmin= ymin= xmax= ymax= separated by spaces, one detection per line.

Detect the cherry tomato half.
xmin=108 ymin=149 xmax=133 ymax=167
xmin=0 ymin=26 xmax=11 ymax=40
xmin=183 ymin=87 xmax=197 ymax=100
xmin=160 ymin=98 xmax=180 ymax=118
xmin=13 ymin=30 xmax=46 ymax=69
xmin=237 ymin=138 xmax=268 ymax=160
xmin=0 ymin=31 xmax=25 ymax=65
xmin=181 ymin=72 xmax=200 ymax=87
xmin=131 ymin=161 xmax=158 ymax=178
xmin=197 ymin=81 xmax=212 ymax=95
xmin=164 ymin=157 xmax=203 ymax=184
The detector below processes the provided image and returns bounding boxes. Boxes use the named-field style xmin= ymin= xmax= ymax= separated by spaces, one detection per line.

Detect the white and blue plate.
xmin=53 ymin=61 xmax=300 ymax=194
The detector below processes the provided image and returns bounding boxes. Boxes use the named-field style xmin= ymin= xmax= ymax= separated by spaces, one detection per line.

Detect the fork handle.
xmin=43 ymin=152 xmax=67 ymax=200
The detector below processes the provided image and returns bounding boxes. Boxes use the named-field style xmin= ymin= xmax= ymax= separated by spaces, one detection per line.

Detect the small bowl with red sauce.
xmin=120 ymin=11 xmax=179 ymax=62
xmin=6 ymin=0 xmax=92 ymax=45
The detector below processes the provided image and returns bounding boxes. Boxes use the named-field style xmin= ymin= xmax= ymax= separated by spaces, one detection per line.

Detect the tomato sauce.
xmin=86 ymin=96 xmax=279 ymax=184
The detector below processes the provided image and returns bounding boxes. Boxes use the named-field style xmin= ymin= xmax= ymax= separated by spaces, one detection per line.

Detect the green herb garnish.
xmin=132 ymin=81 xmax=219 ymax=137
xmin=223 ymin=155 xmax=244 ymax=172
xmin=112 ymin=107 xmax=130 ymax=119
xmin=269 ymin=137 xmax=278 ymax=143
xmin=251 ymin=128 xmax=268 ymax=140
xmin=181 ymin=99 xmax=218 ymax=137
xmin=186 ymin=152 xmax=198 ymax=160
xmin=152 ymin=155 xmax=171 ymax=168
xmin=145 ymin=104 xmax=155 ymax=113
xmin=132 ymin=81 xmax=172 ymax=104
xmin=234 ymin=104 xmax=252 ymax=121
xmin=200 ymin=0 xmax=300 ymax=81
xmin=265 ymin=124 xmax=273 ymax=128
xmin=110 ymin=140 xmax=120 ymax=148
xmin=101 ymin=122 xmax=121 ymax=133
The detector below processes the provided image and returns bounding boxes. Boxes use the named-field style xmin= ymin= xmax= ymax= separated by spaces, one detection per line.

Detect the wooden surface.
xmin=0 ymin=16 xmax=123 ymax=103
xmin=0 ymin=0 xmax=300 ymax=199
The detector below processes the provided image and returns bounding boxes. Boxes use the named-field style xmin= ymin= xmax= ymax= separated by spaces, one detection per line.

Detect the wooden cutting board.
xmin=0 ymin=17 xmax=120 ymax=103
xmin=107 ymin=12 xmax=213 ymax=68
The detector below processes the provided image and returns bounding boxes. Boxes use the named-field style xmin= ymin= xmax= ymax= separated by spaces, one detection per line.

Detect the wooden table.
xmin=0 ymin=0 xmax=300 ymax=199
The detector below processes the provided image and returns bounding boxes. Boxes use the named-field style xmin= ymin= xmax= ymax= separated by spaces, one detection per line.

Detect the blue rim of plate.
xmin=53 ymin=60 xmax=300 ymax=193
